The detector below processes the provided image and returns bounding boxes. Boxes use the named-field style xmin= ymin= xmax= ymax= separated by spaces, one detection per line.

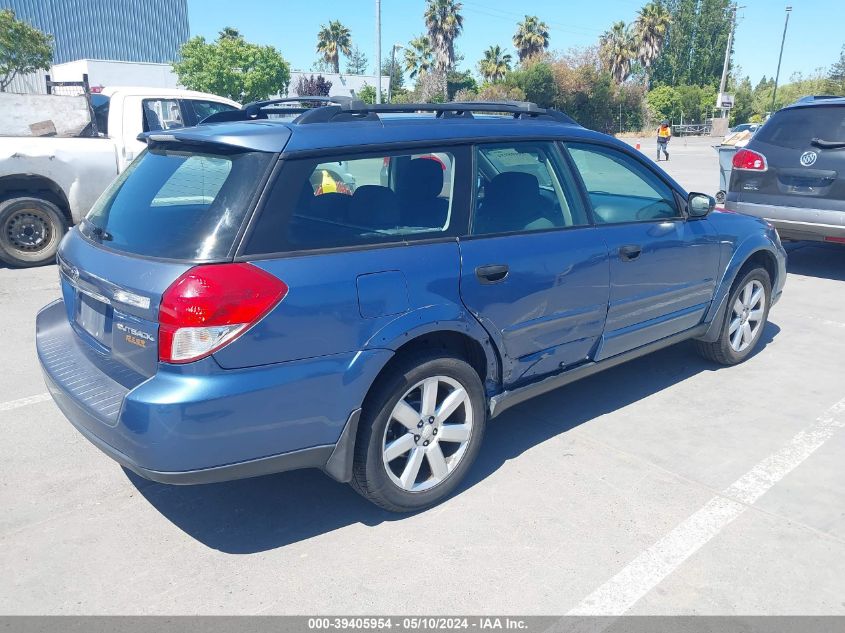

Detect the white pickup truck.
xmin=0 ymin=87 xmax=239 ymax=266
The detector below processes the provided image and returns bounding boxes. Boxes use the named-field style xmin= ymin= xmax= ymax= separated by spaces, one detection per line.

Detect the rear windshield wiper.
xmin=87 ymin=224 xmax=113 ymax=242
xmin=810 ymin=138 xmax=845 ymax=150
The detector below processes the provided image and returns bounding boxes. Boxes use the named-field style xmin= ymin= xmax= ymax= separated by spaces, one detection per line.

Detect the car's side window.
xmin=142 ymin=98 xmax=185 ymax=132
xmin=471 ymin=142 xmax=588 ymax=236
xmin=244 ymin=148 xmax=467 ymax=254
xmin=566 ymin=143 xmax=680 ymax=224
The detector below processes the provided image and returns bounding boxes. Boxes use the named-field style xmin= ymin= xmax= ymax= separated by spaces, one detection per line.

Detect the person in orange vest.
xmin=657 ymin=120 xmax=671 ymax=162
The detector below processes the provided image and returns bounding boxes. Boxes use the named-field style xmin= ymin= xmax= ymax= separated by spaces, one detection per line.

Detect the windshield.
xmin=81 ymin=147 xmax=273 ymax=260
xmin=755 ymin=106 xmax=845 ymax=149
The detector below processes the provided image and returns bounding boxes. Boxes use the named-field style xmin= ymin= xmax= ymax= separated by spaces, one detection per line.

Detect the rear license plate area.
xmin=76 ymin=292 xmax=111 ymax=348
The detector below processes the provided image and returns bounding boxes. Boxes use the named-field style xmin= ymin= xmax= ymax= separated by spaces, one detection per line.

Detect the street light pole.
xmin=771 ymin=6 xmax=792 ymax=113
xmin=375 ymin=0 xmax=382 ymax=104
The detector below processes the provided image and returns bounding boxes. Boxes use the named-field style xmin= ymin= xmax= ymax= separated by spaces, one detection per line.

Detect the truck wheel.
xmin=351 ymin=352 xmax=486 ymax=512
xmin=0 ymin=197 xmax=67 ymax=267
xmin=695 ymin=267 xmax=771 ymax=365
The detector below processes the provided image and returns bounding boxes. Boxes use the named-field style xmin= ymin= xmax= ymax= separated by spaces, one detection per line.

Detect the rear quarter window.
xmin=755 ymin=106 xmax=845 ymax=149
xmin=82 ymin=148 xmax=273 ymax=260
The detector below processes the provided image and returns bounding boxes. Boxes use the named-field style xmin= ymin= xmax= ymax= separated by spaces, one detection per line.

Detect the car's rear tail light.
xmin=158 ymin=263 xmax=288 ymax=364
xmin=732 ymin=148 xmax=767 ymax=171
xmin=824 ymin=236 xmax=845 ymax=244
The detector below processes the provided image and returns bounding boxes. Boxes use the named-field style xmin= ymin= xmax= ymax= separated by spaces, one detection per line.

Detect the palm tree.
xmin=316 ymin=20 xmax=352 ymax=74
xmin=633 ymin=2 xmax=671 ymax=77
xmin=513 ymin=15 xmax=550 ymax=63
xmin=424 ymin=0 xmax=464 ymax=95
xmin=599 ymin=21 xmax=636 ymax=84
xmin=404 ymin=35 xmax=434 ymax=80
xmin=478 ymin=45 xmax=512 ymax=83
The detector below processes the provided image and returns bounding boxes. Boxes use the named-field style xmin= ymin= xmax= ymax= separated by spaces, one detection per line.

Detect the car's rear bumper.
xmin=726 ymin=201 xmax=845 ymax=242
xmin=36 ymin=299 xmax=387 ymax=484
xmin=43 ymin=363 xmax=339 ymax=484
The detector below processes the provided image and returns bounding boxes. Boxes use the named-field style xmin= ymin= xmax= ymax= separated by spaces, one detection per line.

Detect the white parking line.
xmin=567 ymin=395 xmax=845 ymax=616
xmin=0 ymin=393 xmax=51 ymax=412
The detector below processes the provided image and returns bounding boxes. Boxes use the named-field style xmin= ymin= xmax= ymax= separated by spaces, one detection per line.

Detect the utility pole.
xmin=375 ymin=0 xmax=382 ymax=104
xmin=771 ymin=6 xmax=792 ymax=113
xmin=717 ymin=4 xmax=740 ymax=119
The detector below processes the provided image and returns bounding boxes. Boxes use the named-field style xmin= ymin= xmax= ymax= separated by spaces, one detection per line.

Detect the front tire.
xmin=696 ymin=267 xmax=771 ymax=365
xmin=351 ymin=353 xmax=486 ymax=512
xmin=0 ymin=196 xmax=67 ymax=267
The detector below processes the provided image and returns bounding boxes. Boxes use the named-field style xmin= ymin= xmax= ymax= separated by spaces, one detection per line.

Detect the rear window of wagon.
xmin=81 ymin=148 xmax=273 ymax=260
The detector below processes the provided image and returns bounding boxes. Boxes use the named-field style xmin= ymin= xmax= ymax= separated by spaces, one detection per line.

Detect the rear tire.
xmin=0 ymin=196 xmax=67 ymax=267
xmin=696 ymin=267 xmax=771 ymax=365
xmin=351 ymin=352 xmax=486 ymax=512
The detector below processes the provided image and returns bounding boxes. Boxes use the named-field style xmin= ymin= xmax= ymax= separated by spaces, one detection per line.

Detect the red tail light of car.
xmin=158 ymin=264 xmax=288 ymax=364
xmin=732 ymin=148 xmax=768 ymax=171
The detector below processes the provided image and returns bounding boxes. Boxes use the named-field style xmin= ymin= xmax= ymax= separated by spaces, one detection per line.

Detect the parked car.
xmin=36 ymin=99 xmax=786 ymax=512
xmin=726 ymin=96 xmax=845 ymax=243
xmin=729 ymin=123 xmax=760 ymax=135
xmin=0 ymin=87 xmax=239 ymax=267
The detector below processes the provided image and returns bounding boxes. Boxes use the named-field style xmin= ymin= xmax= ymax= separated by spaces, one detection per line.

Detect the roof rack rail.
xmin=793 ymin=95 xmax=842 ymax=105
xmin=201 ymin=96 xmax=362 ymax=124
xmin=292 ymin=100 xmax=577 ymax=125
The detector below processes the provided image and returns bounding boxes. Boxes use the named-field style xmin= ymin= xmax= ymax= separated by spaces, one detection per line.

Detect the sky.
xmin=186 ymin=0 xmax=843 ymax=86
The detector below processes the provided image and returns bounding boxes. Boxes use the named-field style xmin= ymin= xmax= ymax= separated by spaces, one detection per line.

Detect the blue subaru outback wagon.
xmin=36 ymin=98 xmax=786 ymax=512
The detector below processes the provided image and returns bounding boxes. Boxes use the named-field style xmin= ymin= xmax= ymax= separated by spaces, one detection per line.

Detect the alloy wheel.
xmin=382 ymin=375 xmax=474 ymax=493
xmin=729 ymin=279 xmax=766 ymax=352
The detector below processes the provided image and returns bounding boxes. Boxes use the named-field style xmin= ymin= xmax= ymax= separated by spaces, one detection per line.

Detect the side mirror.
xmin=687 ymin=192 xmax=715 ymax=218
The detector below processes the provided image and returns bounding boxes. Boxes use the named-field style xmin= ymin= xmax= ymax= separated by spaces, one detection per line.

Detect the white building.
xmin=285 ymin=71 xmax=390 ymax=100
xmin=12 ymin=58 xmax=390 ymax=103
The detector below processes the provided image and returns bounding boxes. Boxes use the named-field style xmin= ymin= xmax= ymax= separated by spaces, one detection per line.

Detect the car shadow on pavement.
xmin=785 ymin=241 xmax=845 ymax=281
xmin=128 ymin=322 xmax=779 ymax=554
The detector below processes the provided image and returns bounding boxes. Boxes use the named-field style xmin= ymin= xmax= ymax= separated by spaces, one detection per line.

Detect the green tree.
xmin=357 ymin=83 xmax=377 ymax=104
xmin=478 ymin=45 xmax=512 ymax=83
xmin=633 ymin=1 xmax=671 ymax=83
xmin=829 ymin=45 xmax=845 ymax=92
xmin=728 ymin=74 xmax=753 ymax=125
xmin=316 ymin=20 xmax=352 ymax=74
xmin=513 ymin=15 xmax=550 ymax=63
xmin=600 ymin=21 xmax=635 ymax=83
xmin=645 ymin=83 xmax=716 ymax=124
xmin=508 ymin=62 xmax=557 ymax=107
xmin=650 ymin=0 xmax=732 ymax=87
xmin=218 ymin=26 xmax=241 ymax=40
xmin=425 ymin=0 xmax=464 ymax=94
xmin=404 ymin=35 xmax=434 ymax=80
xmin=173 ymin=29 xmax=290 ymax=103
xmin=381 ymin=59 xmax=405 ymax=99
xmin=345 ymin=46 xmax=368 ymax=74
xmin=0 ymin=9 xmax=53 ymax=92
xmin=446 ymin=69 xmax=476 ymax=99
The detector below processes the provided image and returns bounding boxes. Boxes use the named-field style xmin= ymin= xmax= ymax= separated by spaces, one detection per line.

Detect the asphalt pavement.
xmin=1 ymin=137 xmax=845 ymax=615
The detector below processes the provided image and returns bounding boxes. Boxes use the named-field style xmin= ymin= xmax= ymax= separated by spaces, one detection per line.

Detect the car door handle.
xmin=618 ymin=245 xmax=642 ymax=261
xmin=475 ymin=264 xmax=509 ymax=284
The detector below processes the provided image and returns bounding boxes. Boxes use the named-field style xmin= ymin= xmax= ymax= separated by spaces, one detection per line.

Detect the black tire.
xmin=0 ymin=196 xmax=67 ymax=267
xmin=695 ymin=266 xmax=771 ymax=365
xmin=351 ymin=352 xmax=486 ymax=512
